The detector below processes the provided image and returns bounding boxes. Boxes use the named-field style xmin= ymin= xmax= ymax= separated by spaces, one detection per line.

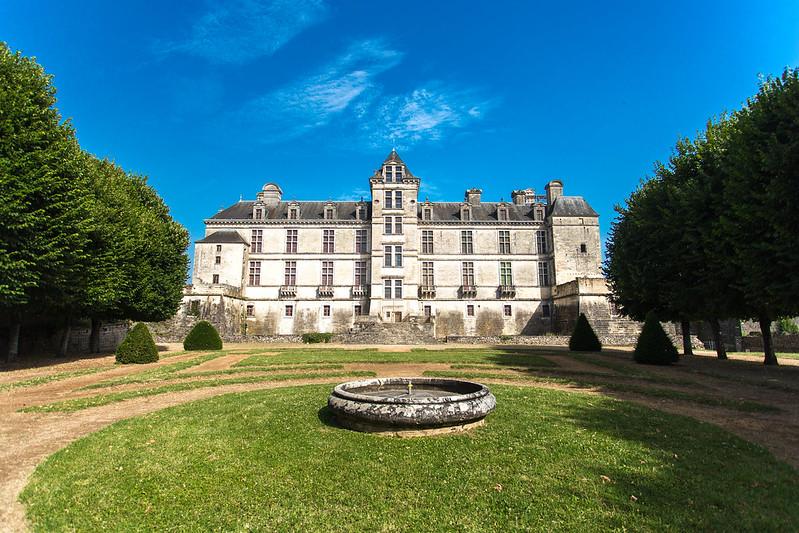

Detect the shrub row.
xmin=302 ymin=332 xmax=333 ymax=344
xmin=116 ymin=320 xmax=224 ymax=364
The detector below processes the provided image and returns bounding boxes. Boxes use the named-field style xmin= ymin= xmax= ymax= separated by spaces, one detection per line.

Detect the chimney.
xmin=544 ymin=180 xmax=563 ymax=205
xmin=465 ymin=188 xmax=482 ymax=204
xmin=511 ymin=188 xmax=536 ymax=206
xmin=258 ymin=183 xmax=283 ymax=206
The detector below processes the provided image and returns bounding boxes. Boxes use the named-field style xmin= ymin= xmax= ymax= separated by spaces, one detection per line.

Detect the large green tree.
xmin=0 ymin=43 xmax=93 ymax=360
xmin=720 ymin=68 xmax=799 ymax=365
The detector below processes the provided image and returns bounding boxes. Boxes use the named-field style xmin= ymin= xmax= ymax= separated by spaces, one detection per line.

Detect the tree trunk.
xmin=6 ymin=321 xmax=21 ymax=363
xmin=709 ymin=318 xmax=727 ymax=360
xmin=89 ymin=318 xmax=101 ymax=354
xmin=760 ymin=316 xmax=778 ymax=366
xmin=56 ymin=317 xmax=72 ymax=358
xmin=681 ymin=320 xmax=693 ymax=356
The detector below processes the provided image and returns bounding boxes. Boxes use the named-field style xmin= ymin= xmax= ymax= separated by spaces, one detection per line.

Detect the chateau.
xmin=181 ymin=151 xmax=625 ymax=340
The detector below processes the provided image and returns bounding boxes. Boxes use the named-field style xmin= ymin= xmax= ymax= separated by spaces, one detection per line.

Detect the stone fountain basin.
xmin=328 ymin=377 xmax=496 ymax=434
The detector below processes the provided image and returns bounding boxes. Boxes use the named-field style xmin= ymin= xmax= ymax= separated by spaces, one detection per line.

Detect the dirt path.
xmin=2 ymin=345 xmax=799 ymax=532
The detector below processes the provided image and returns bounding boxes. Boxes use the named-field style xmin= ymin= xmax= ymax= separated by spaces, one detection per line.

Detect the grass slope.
xmin=21 ymin=385 xmax=799 ymax=532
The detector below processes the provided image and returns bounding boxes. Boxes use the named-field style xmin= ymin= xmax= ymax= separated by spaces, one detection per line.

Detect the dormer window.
xmin=324 ymin=207 xmax=335 ymax=220
xmin=461 ymin=204 xmax=472 ymax=221
xmin=535 ymin=206 xmax=545 ymax=221
xmin=394 ymin=165 xmax=403 ymax=180
xmin=254 ymin=208 xmax=263 ymax=220
xmin=384 ymin=165 xmax=393 ymax=182
xmin=288 ymin=202 xmax=300 ymax=220
xmin=497 ymin=205 xmax=509 ymax=221
xmin=356 ymin=204 xmax=367 ymax=221
xmin=423 ymin=207 xmax=432 ymax=221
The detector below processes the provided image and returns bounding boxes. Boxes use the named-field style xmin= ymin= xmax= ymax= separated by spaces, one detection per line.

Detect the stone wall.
xmin=0 ymin=319 xmax=128 ymax=357
xmin=741 ymin=334 xmax=799 ymax=353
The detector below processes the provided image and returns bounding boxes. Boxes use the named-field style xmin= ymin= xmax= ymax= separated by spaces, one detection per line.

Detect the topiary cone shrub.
xmin=569 ymin=313 xmax=602 ymax=352
xmin=634 ymin=311 xmax=678 ymax=365
xmin=183 ymin=320 xmax=223 ymax=351
xmin=116 ymin=323 xmax=158 ymax=364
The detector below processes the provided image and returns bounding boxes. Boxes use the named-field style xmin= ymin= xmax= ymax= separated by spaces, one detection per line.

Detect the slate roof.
xmin=196 ymin=230 xmax=249 ymax=244
xmin=209 ymin=201 xmax=371 ymax=221
xmin=549 ymin=196 xmax=598 ymax=217
xmin=207 ymin=197 xmax=597 ymax=221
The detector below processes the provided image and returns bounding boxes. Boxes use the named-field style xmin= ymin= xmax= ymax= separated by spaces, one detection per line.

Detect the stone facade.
xmin=174 ymin=151 xmax=633 ymax=341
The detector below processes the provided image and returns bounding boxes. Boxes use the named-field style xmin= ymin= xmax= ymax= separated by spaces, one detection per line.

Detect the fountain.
xmin=327 ymin=377 xmax=496 ymax=436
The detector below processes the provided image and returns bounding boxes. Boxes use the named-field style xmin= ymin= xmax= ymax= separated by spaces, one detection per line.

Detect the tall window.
xmin=461 ymin=231 xmax=474 ymax=254
xmin=384 ymin=279 xmax=392 ymax=299
xmin=394 ymin=217 xmax=403 ymax=235
xmin=424 ymin=305 xmax=432 ymax=318
xmin=384 ymin=246 xmax=402 ymax=267
xmin=285 ymin=305 xmax=293 ymax=317
xmin=538 ymin=261 xmax=551 ymax=286
xmin=395 ymin=191 xmax=403 ymax=208
xmin=284 ymin=261 xmax=296 ymax=285
xmin=504 ymin=305 xmax=512 ymax=317
xmin=323 ymin=305 xmax=331 ymax=317
xmin=251 ymin=229 xmax=263 ymax=253
xmin=542 ymin=303 xmax=551 ymax=318
xmin=384 ymin=166 xmax=393 ymax=182
xmin=466 ymin=304 xmax=475 ymax=317
xmin=384 ymin=217 xmax=392 ymax=235
xmin=323 ymin=229 xmax=335 ymax=253
xmin=248 ymin=261 xmax=261 ymax=285
xmin=354 ymin=261 xmax=367 ymax=285
xmin=394 ymin=165 xmax=403 ymax=180
xmin=500 ymin=261 xmax=513 ymax=286
xmin=498 ymin=230 xmax=510 ymax=254
xmin=394 ymin=246 xmax=403 ymax=267
xmin=384 ymin=246 xmax=393 ymax=267
xmin=216 ymin=245 xmax=222 ymax=252
xmin=421 ymin=230 xmax=434 ymax=254
xmin=384 ymin=216 xmax=402 ymax=235
xmin=536 ymin=230 xmax=548 ymax=254
xmin=212 ymin=274 xmax=219 ymax=284
xmin=422 ymin=262 xmax=435 ymax=286
xmin=394 ymin=279 xmax=403 ymax=298
xmin=321 ymin=261 xmax=334 ymax=286
xmin=246 ymin=304 xmax=254 ymax=317
xmin=286 ymin=229 xmax=298 ymax=253
xmin=215 ymin=255 xmax=221 ymax=264
xmin=354 ymin=305 xmax=362 ymax=316
xmin=355 ymin=229 xmax=367 ymax=253
xmin=385 ymin=191 xmax=393 ymax=209
xmin=462 ymin=262 xmax=475 ymax=286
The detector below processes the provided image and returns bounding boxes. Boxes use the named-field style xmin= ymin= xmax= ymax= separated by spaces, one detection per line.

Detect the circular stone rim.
xmin=331 ymin=377 xmax=490 ymax=405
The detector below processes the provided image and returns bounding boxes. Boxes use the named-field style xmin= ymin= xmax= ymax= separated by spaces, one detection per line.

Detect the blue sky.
xmin=2 ymin=1 xmax=798 ymax=260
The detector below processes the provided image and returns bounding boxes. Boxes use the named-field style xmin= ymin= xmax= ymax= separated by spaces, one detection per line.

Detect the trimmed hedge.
xmin=116 ymin=323 xmax=158 ymax=364
xmin=183 ymin=321 xmax=223 ymax=351
xmin=634 ymin=311 xmax=678 ymax=365
xmin=302 ymin=332 xmax=333 ymax=344
xmin=569 ymin=313 xmax=602 ymax=352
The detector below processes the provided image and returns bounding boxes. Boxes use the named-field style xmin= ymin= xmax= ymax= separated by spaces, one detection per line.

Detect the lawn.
xmin=21 ymin=385 xmax=799 ymax=532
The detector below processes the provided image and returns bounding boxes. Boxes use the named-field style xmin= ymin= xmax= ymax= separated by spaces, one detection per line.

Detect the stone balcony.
xmin=497 ymin=285 xmax=517 ymax=299
xmin=317 ymin=286 xmax=335 ymax=298
xmin=459 ymin=285 xmax=477 ymax=299
xmin=418 ymin=285 xmax=436 ymax=299
xmin=351 ymin=285 xmax=369 ymax=299
xmin=279 ymin=285 xmax=297 ymax=299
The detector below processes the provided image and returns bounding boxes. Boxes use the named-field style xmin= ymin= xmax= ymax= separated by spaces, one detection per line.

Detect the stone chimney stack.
xmin=544 ymin=180 xmax=563 ymax=205
xmin=511 ymin=188 xmax=536 ymax=206
xmin=257 ymin=183 xmax=283 ymax=206
xmin=465 ymin=188 xmax=482 ymax=204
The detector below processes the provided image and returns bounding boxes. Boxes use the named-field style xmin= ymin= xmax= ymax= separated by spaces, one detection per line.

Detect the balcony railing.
xmin=279 ymin=285 xmax=296 ymax=299
xmin=317 ymin=286 xmax=334 ymax=298
xmin=351 ymin=285 xmax=368 ymax=298
xmin=498 ymin=285 xmax=517 ymax=299
xmin=418 ymin=286 xmax=436 ymax=299
xmin=459 ymin=285 xmax=477 ymax=299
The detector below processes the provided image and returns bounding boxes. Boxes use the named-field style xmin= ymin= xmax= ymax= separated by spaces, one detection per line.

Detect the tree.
xmin=0 ymin=42 xmax=93 ymax=361
xmin=720 ymin=68 xmax=799 ymax=365
xmin=568 ymin=313 xmax=602 ymax=352
xmin=116 ymin=323 xmax=158 ymax=364
xmin=184 ymin=321 xmax=223 ymax=351
xmin=634 ymin=311 xmax=679 ymax=365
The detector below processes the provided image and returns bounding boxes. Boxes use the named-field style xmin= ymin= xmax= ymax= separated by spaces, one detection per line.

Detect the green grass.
xmin=21 ymin=385 xmax=799 ymax=531
xmin=21 ymin=371 xmax=376 ymax=413
xmin=424 ymin=370 xmax=779 ymax=413
xmin=80 ymin=352 xmax=229 ymax=390
xmin=0 ymin=366 xmax=113 ymax=392
xmin=235 ymin=348 xmax=556 ymax=368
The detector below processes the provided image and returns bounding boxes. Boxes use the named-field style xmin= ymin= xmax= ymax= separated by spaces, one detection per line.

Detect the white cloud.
xmin=239 ymin=39 xmax=403 ymax=142
xmin=364 ymin=84 xmax=495 ymax=147
xmin=334 ymin=188 xmax=371 ymax=202
xmin=156 ymin=0 xmax=327 ymax=64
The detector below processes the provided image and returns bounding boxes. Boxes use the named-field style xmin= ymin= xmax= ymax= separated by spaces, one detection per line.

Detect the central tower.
xmin=369 ymin=150 xmax=420 ymax=322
